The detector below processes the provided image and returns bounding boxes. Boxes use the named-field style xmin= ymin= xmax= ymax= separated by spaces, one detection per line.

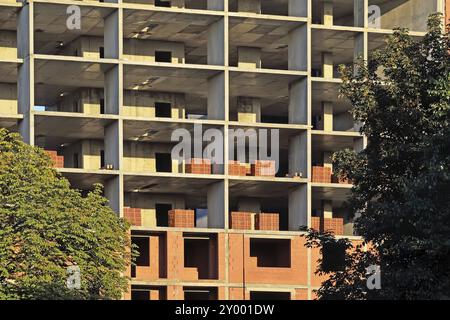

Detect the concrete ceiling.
xmin=229 ymin=0 xmax=289 ymax=16
xmin=312 ymin=131 xmax=359 ymax=152
xmin=312 ymin=80 xmax=351 ymax=114
xmin=34 ymin=114 xmax=115 ymax=149
xmin=228 ymin=17 xmax=303 ymax=69
xmin=34 ymin=59 xmax=114 ymax=104
xmin=312 ymin=0 xmax=355 ymax=26
xmin=311 ymin=28 xmax=362 ymax=69
xmin=0 ymin=5 xmax=18 ymax=31
xmin=0 ymin=61 xmax=18 ymax=83
xmin=34 ymin=3 xmax=112 ymax=55
xmin=312 ymin=184 xmax=352 ymax=203
xmin=228 ymin=178 xmax=300 ymax=199
xmin=123 ymin=119 xmax=222 ymax=143
xmin=61 ymin=170 xmax=118 ymax=191
xmin=123 ymin=64 xmax=218 ymax=95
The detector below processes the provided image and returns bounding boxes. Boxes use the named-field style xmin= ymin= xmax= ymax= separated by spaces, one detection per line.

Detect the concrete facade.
xmin=0 ymin=0 xmax=446 ymax=300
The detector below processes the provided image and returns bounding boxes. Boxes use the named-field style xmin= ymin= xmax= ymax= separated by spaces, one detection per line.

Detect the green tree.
xmin=0 ymin=128 xmax=132 ymax=299
xmin=303 ymin=14 xmax=450 ymax=299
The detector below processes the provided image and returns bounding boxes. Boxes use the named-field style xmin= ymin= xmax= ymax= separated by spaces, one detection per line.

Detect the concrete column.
xmin=289 ymin=78 xmax=307 ymax=124
xmin=105 ymin=65 xmax=120 ymax=115
xmin=322 ymin=200 xmax=333 ymax=219
xmin=207 ymin=72 xmax=225 ymax=120
xmin=207 ymin=0 xmax=224 ymax=10
xmin=237 ymin=97 xmax=261 ymax=123
xmin=323 ymin=1 xmax=334 ymax=26
xmin=104 ymin=10 xmax=120 ymax=59
xmin=207 ymin=181 xmax=225 ymax=228
xmin=354 ymin=0 xmax=365 ymax=27
xmin=289 ymin=0 xmax=308 ymax=17
xmin=237 ymin=47 xmax=261 ymax=69
xmin=322 ymin=52 xmax=333 ymax=78
xmin=322 ymin=102 xmax=333 ymax=131
xmin=289 ymin=184 xmax=308 ymax=231
xmin=238 ymin=0 xmax=261 ymax=13
xmin=105 ymin=120 xmax=122 ymax=170
xmin=354 ymin=136 xmax=366 ymax=152
xmin=208 ymin=19 xmax=225 ymax=65
xmin=288 ymin=24 xmax=307 ymax=71
xmin=354 ymin=33 xmax=364 ymax=63
xmin=18 ymin=4 xmax=34 ymax=144
xmin=105 ymin=175 xmax=122 ymax=215
xmin=288 ymin=132 xmax=307 ymax=177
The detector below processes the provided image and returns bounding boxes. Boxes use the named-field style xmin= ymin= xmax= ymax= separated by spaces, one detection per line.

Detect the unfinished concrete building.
xmin=0 ymin=0 xmax=447 ymax=300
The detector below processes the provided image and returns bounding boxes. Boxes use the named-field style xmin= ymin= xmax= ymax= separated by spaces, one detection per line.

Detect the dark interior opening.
xmin=250 ymin=238 xmax=291 ymax=268
xmin=155 ymin=51 xmax=172 ymax=63
xmin=184 ymin=235 xmax=218 ymax=280
xmin=156 ymin=203 xmax=172 ymax=227
xmin=156 ymin=153 xmax=172 ymax=172
xmin=131 ymin=290 xmax=150 ymax=300
xmin=133 ymin=237 xmax=150 ymax=266
xmin=155 ymin=102 xmax=172 ymax=118
xmin=322 ymin=242 xmax=346 ymax=272
xmin=155 ymin=0 xmax=171 ymax=8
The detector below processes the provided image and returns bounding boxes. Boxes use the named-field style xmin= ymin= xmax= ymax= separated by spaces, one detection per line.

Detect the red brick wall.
xmin=311 ymin=217 xmax=344 ymax=235
xmin=45 ymin=150 xmax=64 ymax=168
xmin=124 ymin=207 xmax=142 ymax=226
xmin=251 ymin=160 xmax=276 ymax=177
xmin=186 ymin=158 xmax=212 ymax=174
xmin=254 ymin=213 xmax=279 ymax=231
xmin=228 ymin=234 xmax=308 ymax=285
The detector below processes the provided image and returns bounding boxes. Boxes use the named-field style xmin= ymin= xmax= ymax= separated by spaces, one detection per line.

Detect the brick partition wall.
xmin=45 ymin=150 xmax=64 ymax=168
xmin=168 ymin=209 xmax=195 ymax=228
xmin=228 ymin=234 xmax=308 ymax=286
xmin=311 ymin=216 xmax=344 ymax=235
xmin=124 ymin=207 xmax=142 ymax=226
xmin=228 ymin=161 xmax=248 ymax=176
xmin=254 ymin=213 xmax=279 ymax=231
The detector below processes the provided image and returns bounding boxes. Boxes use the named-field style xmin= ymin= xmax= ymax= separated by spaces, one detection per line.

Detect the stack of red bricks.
xmin=186 ymin=158 xmax=211 ymax=175
xmin=251 ymin=160 xmax=276 ymax=177
xmin=168 ymin=209 xmax=195 ymax=228
xmin=230 ymin=212 xmax=253 ymax=229
xmin=124 ymin=207 xmax=142 ymax=226
xmin=228 ymin=161 xmax=247 ymax=176
xmin=312 ymin=166 xmax=332 ymax=183
xmin=311 ymin=216 xmax=344 ymax=235
xmin=45 ymin=150 xmax=64 ymax=168
xmin=255 ymin=213 xmax=279 ymax=231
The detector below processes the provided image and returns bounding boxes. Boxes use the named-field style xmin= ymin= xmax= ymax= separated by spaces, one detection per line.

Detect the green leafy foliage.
xmin=303 ymin=15 xmax=450 ymax=299
xmin=0 ymin=128 xmax=132 ymax=299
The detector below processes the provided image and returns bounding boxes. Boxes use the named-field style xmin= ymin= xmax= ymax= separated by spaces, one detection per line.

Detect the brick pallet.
xmin=251 ymin=160 xmax=276 ymax=177
xmin=186 ymin=158 xmax=211 ymax=175
xmin=45 ymin=150 xmax=64 ymax=168
xmin=124 ymin=207 xmax=142 ymax=226
xmin=228 ymin=161 xmax=247 ymax=176
xmin=255 ymin=213 xmax=279 ymax=231
xmin=168 ymin=209 xmax=195 ymax=228
xmin=230 ymin=212 xmax=253 ymax=229
xmin=311 ymin=166 xmax=332 ymax=183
